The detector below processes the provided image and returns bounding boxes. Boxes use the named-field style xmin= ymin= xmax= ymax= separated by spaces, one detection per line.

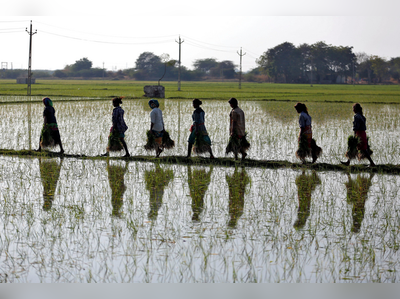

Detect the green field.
xmin=1 ymin=79 xmax=400 ymax=103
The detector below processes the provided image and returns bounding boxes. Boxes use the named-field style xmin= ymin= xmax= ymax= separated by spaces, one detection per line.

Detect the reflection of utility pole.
xmin=237 ymin=47 xmax=246 ymax=89
xmin=26 ymin=20 xmax=37 ymax=96
xmin=176 ymin=35 xmax=184 ymax=91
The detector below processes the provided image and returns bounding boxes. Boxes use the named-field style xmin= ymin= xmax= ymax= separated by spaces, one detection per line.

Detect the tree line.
xmin=1 ymin=41 xmax=399 ymax=84
xmin=254 ymin=41 xmax=400 ymax=84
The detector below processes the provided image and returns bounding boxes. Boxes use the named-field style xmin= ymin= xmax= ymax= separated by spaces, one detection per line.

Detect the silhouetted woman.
xmin=294 ymin=102 xmax=322 ymax=164
xmin=144 ymin=99 xmax=174 ymax=157
xmin=341 ymin=103 xmax=375 ymax=166
xmin=186 ymin=99 xmax=214 ymax=159
xmin=225 ymin=98 xmax=250 ymax=161
xmin=103 ymin=97 xmax=130 ymax=157
xmin=37 ymin=97 xmax=64 ymax=154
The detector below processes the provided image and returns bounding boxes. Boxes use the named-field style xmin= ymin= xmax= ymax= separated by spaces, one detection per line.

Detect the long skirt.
xmin=345 ymin=131 xmax=373 ymax=160
xmin=107 ymin=126 xmax=125 ymax=152
xmin=225 ymin=132 xmax=250 ymax=156
xmin=144 ymin=130 xmax=175 ymax=151
xmin=296 ymin=127 xmax=322 ymax=160
xmin=188 ymin=130 xmax=212 ymax=154
xmin=40 ymin=123 xmax=61 ymax=148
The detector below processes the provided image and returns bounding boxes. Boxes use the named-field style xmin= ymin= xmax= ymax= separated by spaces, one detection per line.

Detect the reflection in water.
xmin=226 ymin=167 xmax=250 ymax=228
xmin=107 ymin=160 xmax=128 ymax=217
xmin=187 ymin=166 xmax=213 ymax=222
xmin=39 ymin=157 xmax=63 ymax=211
xmin=294 ymin=170 xmax=321 ymax=229
xmin=345 ymin=173 xmax=374 ymax=233
xmin=144 ymin=164 xmax=174 ymax=221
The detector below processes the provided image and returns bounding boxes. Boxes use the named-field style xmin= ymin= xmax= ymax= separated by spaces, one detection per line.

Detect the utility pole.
xmin=176 ymin=35 xmax=184 ymax=91
xmin=352 ymin=58 xmax=355 ymax=86
xmin=237 ymin=47 xmax=246 ymax=89
xmin=26 ymin=20 xmax=36 ymax=151
xmin=26 ymin=20 xmax=37 ymax=96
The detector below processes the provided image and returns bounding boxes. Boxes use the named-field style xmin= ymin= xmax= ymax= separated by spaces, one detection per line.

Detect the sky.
xmin=1 ymin=0 xmax=399 ymax=73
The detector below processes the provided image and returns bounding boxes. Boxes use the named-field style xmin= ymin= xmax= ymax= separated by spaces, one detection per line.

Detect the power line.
xmin=181 ymin=35 xmax=238 ymax=50
xmin=35 ymin=20 xmax=178 ymax=40
xmin=40 ymin=30 xmax=174 ymax=45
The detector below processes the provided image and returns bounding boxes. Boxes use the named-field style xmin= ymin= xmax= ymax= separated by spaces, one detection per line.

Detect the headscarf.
xmin=42 ymin=97 xmax=53 ymax=107
xmin=148 ymin=99 xmax=159 ymax=109
xmin=192 ymin=98 xmax=202 ymax=106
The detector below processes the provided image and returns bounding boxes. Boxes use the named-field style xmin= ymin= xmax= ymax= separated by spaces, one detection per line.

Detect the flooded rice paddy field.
xmin=1 ymin=97 xmax=400 ymax=282
xmin=0 ymin=156 xmax=399 ymax=282
xmin=1 ymin=97 xmax=400 ymax=164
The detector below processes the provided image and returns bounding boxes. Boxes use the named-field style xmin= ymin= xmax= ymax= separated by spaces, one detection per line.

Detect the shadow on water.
xmin=294 ymin=170 xmax=321 ymax=229
xmin=39 ymin=157 xmax=63 ymax=211
xmin=107 ymin=159 xmax=128 ymax=218
xmin=345 ymin=173 xmax=375 ymax=233
xmin=187 ymin=165 xmax=213 ymax=222
xmin=226 ymin=166 xmax=250 ymax=229
xmin=144 ymin=163 xmax=174 ymax=222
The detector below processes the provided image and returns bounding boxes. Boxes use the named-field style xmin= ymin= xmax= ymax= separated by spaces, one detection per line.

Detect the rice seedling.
xmin=0 ymin=92 xmax=400 ymax=282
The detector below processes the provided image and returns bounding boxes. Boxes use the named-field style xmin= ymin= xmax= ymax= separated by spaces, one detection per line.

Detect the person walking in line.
xmin=144 ymin=99 xmax=174 ymax=157
xmin=294 ymin=102 xmax=322 ymax=164
xmin=225 ymin=97 xmax=250 ymax=160
xmin=37 ymin=97 xmax=64 ymax=154
xmin=186 ymin=99 xmax=214 ymax=159
xmin=341 ymin=103 xmax=375 ymax=167
xmin=103 ymin=97 xmax=130 ymax=157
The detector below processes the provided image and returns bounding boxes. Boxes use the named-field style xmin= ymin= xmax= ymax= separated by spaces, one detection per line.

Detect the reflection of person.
xmin=144 ymin=99 xmax=175 ymax=157
xmin=39 ymin=157 xmax=63 ymax=211
xmin=144 ymin=164 xmax=174 ymax=221
xmin=103 ymin=97 xmax=130 ymax=157
xmin=226 ymin=167 xmax=250 ymax=228
xmin=107 ymin=160 xmax=128 ymax=217
xmin=294 ymin=170 xmax=321 ymax=229
xmin=294 ymin=103 xmax=322 ymax=164
xmin=341 ymin=103 xmax=375 ymax=167
xmin=345 ymin=173 xmax=374 ymax=233
xmin=225 ymin=98 xmax=250 ymax=161
xmin=186 ymin=99 xmax=214 ymax=159
xmin=187 ymin=166 xmax=213 ymax=222
xmin=37 ymin=97 xmax=64 ymax=154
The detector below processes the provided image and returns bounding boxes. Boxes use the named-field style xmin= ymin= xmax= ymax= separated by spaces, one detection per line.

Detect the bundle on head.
xmin=225 ymin=132 xmax=250 ymax=155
